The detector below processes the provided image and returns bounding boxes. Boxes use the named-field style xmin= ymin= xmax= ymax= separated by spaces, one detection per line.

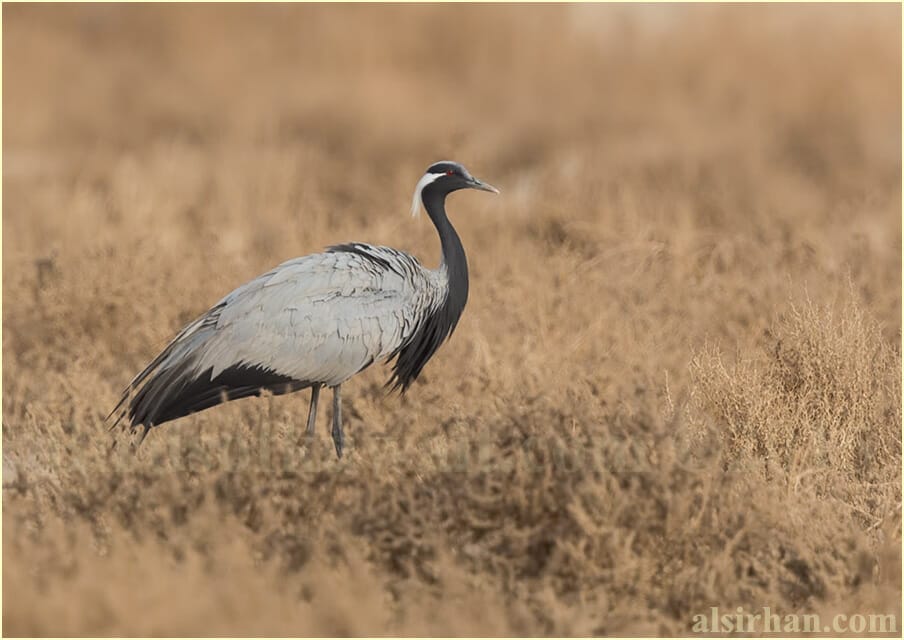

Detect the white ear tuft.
xmin=410 ymin=172 xmax=442 ymax=217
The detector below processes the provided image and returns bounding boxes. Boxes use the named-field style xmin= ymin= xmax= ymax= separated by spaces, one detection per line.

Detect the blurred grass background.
xmin=2 ymin=4 xmax=901 ymax=636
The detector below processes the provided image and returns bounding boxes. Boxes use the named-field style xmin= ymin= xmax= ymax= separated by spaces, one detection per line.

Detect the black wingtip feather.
xmin=111 ymin=363 xmax=310 ymax=437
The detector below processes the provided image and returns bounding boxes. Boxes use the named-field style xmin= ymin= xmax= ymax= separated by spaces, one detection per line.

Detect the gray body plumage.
xmin=187 ymin=245 xmax=447 ymax=387
xmin=110 ymin=161 xmax=497 ymax=457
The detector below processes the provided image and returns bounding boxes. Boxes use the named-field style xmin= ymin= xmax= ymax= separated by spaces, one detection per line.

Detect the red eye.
xmin=446 ymin=170 xmax=454 ymax=175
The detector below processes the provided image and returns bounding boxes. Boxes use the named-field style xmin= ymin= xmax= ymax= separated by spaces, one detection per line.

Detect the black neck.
xmin=385 ymin=185 xmax=470 ymax=392
xmin=422 ymin=186 xmax=469 ymax=312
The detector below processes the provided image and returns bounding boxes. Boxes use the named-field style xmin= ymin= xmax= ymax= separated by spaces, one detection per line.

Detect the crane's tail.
xmin=107 ymin=303 xmax=310 ymax=445
xmin=106 ymin=306 xmax=225 ymax=445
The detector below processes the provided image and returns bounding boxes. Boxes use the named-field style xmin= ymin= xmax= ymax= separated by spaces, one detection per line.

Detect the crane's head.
xmin=411 ymin=161 xmax=499 ymax=217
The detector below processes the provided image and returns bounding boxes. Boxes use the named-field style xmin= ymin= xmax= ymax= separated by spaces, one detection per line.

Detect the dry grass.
xmin=2 ymin=4 xmax=901 ymax=636
xmin=690 ymin=294 xmax=901 ymax=526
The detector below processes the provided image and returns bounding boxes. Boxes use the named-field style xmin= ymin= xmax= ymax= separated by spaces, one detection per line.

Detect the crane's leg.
xmin=305 ymin=384 xmax=321 ymax=436
xmin=331 ymin=384 xmax=343 ymax=459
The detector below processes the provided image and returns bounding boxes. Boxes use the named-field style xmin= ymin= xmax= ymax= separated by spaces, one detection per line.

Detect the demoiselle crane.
xmin=109 ymin=161 xmax=498 ymax=458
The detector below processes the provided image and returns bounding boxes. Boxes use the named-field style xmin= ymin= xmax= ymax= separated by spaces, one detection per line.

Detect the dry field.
xmin=2 ymin=4 xmax=901 ymax=636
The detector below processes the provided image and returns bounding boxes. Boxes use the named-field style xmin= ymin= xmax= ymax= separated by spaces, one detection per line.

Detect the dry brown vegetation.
xmin=2 ymin=4 xmax=901 ymax=637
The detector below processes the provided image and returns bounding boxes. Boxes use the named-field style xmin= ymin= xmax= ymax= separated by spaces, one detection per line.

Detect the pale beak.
xmin=469 ymin=177 xmax=500 ymax=194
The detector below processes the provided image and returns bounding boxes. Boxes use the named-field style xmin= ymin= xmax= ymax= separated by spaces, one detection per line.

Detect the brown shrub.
xmin=690 ymin=293 xmax=901 ymax=527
